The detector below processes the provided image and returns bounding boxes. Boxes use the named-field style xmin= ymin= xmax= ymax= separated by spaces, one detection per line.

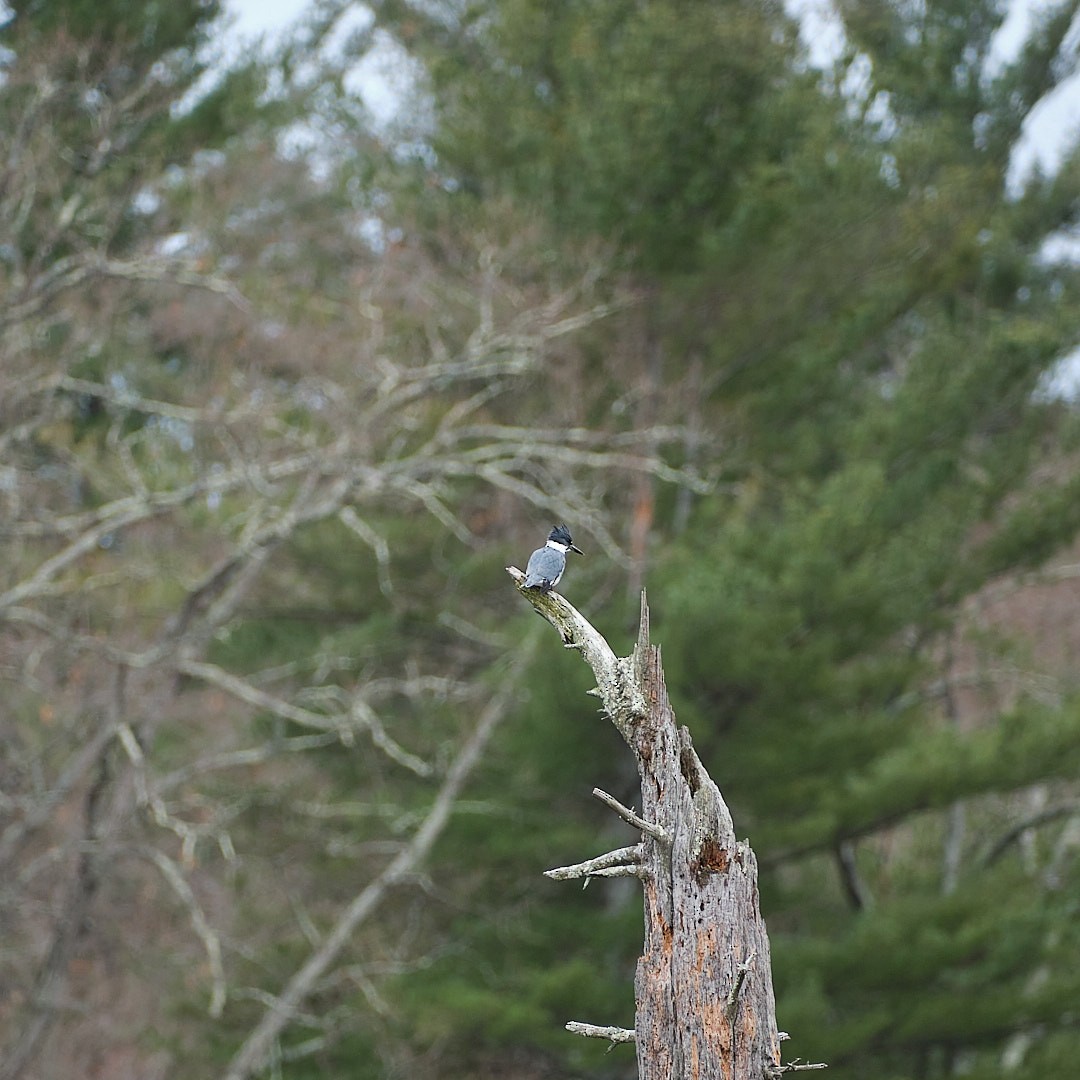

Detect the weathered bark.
xmin=508 ymin=573 xmax=792 ymax=1080
xmin=630 ymin=599 xmax=781 ymax=1080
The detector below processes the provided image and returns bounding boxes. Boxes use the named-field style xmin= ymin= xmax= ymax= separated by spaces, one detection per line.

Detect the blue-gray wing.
xmin=524 ymin=547 xmax=563 ymax=590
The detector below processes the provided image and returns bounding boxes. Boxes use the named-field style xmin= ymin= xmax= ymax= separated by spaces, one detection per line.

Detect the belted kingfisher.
xmin=523 ymin=525 xmax=584 ymax=593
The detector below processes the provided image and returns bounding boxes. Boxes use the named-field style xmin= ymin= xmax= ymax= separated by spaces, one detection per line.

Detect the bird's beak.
xmin=569 ymin=543 xmax=584 ymax=555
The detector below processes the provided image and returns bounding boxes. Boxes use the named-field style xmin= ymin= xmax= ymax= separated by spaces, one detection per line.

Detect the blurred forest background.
xmin=3 ymin=0 xmax=1080 ymax=1078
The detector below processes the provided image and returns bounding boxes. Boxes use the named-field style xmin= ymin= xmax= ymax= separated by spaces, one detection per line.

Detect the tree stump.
xmin=507 ymin=570 xmax=815 ymax=1079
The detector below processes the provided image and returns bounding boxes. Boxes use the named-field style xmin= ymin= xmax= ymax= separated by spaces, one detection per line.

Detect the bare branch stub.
xmin=516 ymin=582 xmax=788 ymax=1080
xmin=544 ymin=845 xmax=643 ymax=881
xmin=565 ymin=1021 xmax=637 ymax=1044
xmin=591 ymin=786 xmax=669 ymax=846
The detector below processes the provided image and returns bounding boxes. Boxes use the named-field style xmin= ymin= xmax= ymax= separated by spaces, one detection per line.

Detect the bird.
xmin=523 ymin=524 xmax=584 ymax=593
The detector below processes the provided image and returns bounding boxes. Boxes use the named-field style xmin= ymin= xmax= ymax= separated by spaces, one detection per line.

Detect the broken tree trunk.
xmin=507 ymin=569 xmax=806 ymax=1080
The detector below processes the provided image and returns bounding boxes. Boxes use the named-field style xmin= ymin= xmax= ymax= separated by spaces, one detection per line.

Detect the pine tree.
xmin=362 ymin=1 xmax=1080 ymax=1076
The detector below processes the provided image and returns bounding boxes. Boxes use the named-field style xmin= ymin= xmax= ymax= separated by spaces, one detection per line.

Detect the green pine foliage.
xmin=358 ymin=0 xmax=1080 ymax=1076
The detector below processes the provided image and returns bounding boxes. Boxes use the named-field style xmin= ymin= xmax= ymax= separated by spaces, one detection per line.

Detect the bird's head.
xmin=549 ymin=524 xmax=584 ymax=555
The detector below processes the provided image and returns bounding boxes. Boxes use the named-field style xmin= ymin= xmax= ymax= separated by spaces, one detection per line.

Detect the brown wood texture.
xmin=630 ymin=602 xmax=781 ymax=1080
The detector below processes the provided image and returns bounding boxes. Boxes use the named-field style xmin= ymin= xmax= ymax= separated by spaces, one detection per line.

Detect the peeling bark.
xmin=631 ymin=603 xmax=781 ymax=1080
xmin=508 ymin=576 xmax=788 ymax=1079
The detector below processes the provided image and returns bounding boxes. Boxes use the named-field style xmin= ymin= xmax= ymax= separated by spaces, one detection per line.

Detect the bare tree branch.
xmin=220 ymin=640 xmax=539 ymax=1080
xmin=142 ymin=846 xmax=227 ymax=1018
xmin=981 ymin=801 xmax=1080 ymax=867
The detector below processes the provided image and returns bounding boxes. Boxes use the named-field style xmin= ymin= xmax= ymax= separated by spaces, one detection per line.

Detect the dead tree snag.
xmin=506 ymin=569 xmax=819 ymax=1079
